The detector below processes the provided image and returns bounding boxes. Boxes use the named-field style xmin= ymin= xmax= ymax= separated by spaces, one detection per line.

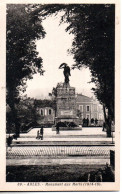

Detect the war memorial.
xmin=54 ymin=63 xmax=80 ymax=129
xmin=56 ymin=83 xmax=78 ymax=125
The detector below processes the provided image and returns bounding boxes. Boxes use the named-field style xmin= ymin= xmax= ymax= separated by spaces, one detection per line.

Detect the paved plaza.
xmin=6 ymin=127 xmax=115 ymax=166
xmin=11 ymin=127 xmax=114 ymax=144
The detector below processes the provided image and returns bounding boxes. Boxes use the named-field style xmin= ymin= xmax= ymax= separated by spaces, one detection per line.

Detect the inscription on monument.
xmin=60 ymin=110 xmax=73 ymax=116
xmin=56 ymin=84 xmax=77 ymax=119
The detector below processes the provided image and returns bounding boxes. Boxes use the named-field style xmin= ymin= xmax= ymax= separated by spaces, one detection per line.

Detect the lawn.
xmin=6 ymin=164 xmax=114 ymax=182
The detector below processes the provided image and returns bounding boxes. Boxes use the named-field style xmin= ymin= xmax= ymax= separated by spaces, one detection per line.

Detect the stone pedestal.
xmin=55 ymin=83 xmax=79 ymax=125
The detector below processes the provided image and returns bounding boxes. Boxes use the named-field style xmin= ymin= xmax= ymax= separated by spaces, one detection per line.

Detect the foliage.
xmin=7 ymin=4 xmax=45 ymax=102
xmin=49 ymin=82 xmax=64 ymax=117
xmin=77 ymin=109 xmax=82 ymax=118
xmin=34 ymin=99 xmax=56 ymax=110
xmin=6 ymin=98 xmax=39 ymax=133
xmin=56 ymin=121 xmax=78 ymax=127
xmin=65 ymin=4 xmax=115 ymax=137
xmin=7 ymin=4 xmax=46 ymax=135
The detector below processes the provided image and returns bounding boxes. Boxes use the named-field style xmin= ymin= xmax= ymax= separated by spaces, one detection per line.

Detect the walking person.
xmin=56 ymin=122 xmax=60 ymax=134
xmin=40 ymin=126 xmax=44 ymax=140
xmin=36 ymin=130 xmax=40 ymax=139
xmin=7 ymin=135 xmax=13 ymax=150
xmin=102 ymin=122 xmax=106 ymax=131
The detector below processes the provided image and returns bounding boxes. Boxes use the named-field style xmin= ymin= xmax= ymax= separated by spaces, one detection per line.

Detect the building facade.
xmin=36 ymin=94 xmax=104 ymax=126
xmin=76 ymin=94 xmax=104 ymax=125
xmin=37 ymin=107 xmax=55 ymax=126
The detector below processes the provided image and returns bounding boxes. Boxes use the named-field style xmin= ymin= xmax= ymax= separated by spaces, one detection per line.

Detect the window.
xmin=41 ymin=109 xmax=43 ymax=115
xmin=79 ymin=105 xmax=83 ymax=112
xmin=86 ymin=105 xmax=90 ymax=112
xmin=49 ymin=109 xmax=52 ymax=115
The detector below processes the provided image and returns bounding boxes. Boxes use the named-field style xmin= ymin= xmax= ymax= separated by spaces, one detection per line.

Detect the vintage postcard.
xmin=0 ymin=0 xmax=120 ymax=191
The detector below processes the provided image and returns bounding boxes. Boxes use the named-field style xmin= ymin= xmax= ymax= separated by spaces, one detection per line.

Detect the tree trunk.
xmin=103 ymin=105 xmax=112 ymax=137
xmin=103 ymin=105 xmax=106 ymax=121
xmin=103 ymin=105 xmax=106 ymax=131
xmin=106 ymin=111 xmax=112 ymax=137
xmin=15 ymin=120 xmax=20 ymax=138
xmin=9 ymin=101 xmax=20 ymax=138
xmin=106 ymin=120 xmax=112 ymax=137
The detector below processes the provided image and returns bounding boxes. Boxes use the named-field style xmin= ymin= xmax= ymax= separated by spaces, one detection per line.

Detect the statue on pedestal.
xmin=59 ymin=63 xmax=71 ymax=84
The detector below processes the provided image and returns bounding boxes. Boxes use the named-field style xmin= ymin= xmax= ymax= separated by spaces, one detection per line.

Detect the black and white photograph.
xmin=0 ymin=0 xmax=120 ymax=191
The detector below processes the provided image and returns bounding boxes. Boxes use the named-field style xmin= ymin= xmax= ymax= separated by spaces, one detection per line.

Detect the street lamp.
xmin=111 ymin=121 xmax=114 ymax=144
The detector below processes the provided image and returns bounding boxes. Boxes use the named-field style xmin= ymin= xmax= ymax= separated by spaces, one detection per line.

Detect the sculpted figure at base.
xmin=59 ymin=63 xmax=71 ymax=84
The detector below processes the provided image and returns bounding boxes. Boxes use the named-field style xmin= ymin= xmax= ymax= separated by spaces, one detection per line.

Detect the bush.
xmin=68 ymin=122 xmax=78 ymax=127
xmin=56 ymin=122 xmax=67 ymax=127
xmin=56 ymin=121 xmax=78 ymax=127
xmin=20 ymin=121 xmax=39 ymax=132
xmin=79 ymin=164 xmax=115 ymax=182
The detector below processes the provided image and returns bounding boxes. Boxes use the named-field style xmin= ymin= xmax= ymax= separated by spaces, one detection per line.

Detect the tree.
xmin=49 ymin=82 xmax=64 ymax=118
xmin=65 ymin=4 xmax=115 ymax=137
xmin=7 ymin=4 xmax=46 ymax=136
xmin=77 ymin=109 xmax=82 ymax=124
xmin=34 ymin=99 xmax=55 ymax=109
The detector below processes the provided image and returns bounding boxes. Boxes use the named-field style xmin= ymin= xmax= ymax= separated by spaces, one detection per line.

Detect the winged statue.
xmin=59 ymin=63 xmax=71 ymax=84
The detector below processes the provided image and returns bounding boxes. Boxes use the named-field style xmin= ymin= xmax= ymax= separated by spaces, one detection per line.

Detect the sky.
xmin=25 ymin=13 xmax=95 ymax=99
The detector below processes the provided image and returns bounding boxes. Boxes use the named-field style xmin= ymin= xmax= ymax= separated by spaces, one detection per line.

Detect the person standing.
xmin=83 ymin=118 xmax=86 ymax=127
xmin=95 ymin=118 xmax=98 ymax=126
xmin=7 ymin=135 xmax=13 ymax=149
xmin=56 ymin=122 xmax=60 ymax=134
xmin=86 ymin=118 xmax=89 ymax=127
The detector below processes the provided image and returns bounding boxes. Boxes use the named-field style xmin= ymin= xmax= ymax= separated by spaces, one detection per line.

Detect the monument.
xmin=55 ymin=63 xmax=79 ymax=126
